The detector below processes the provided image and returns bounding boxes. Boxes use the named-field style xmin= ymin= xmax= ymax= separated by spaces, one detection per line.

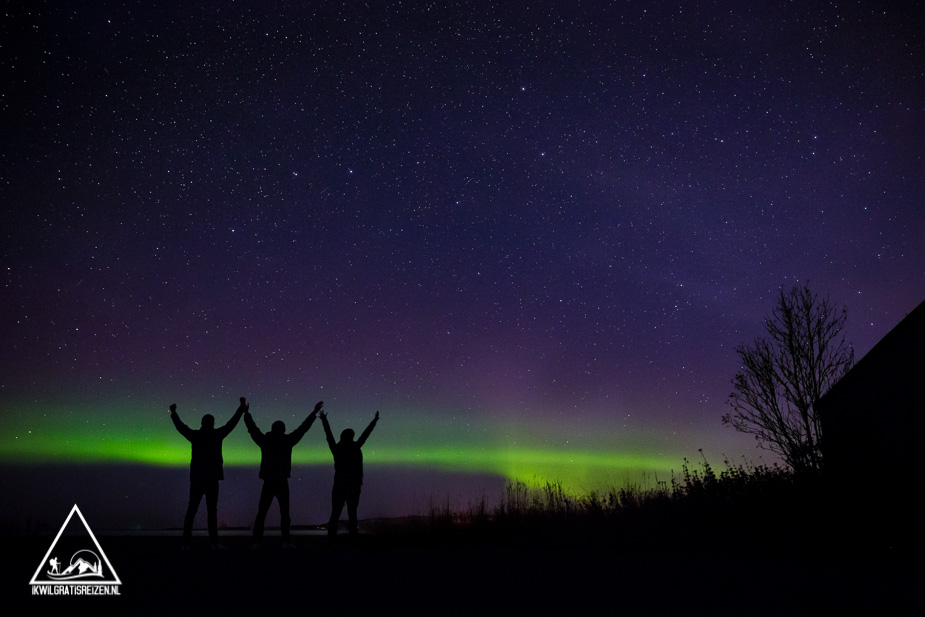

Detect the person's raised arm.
xmin=169 ymin=403 xmax=194 ymax=440
xmin=290 ymin=400 xmax=323 ymax=445
xmin=356 ymin=410 xmax=379 ymax=447
xmin=218 ymin=397 xmax=248 ymax=437
xmin=243 ymin=405 xmax=263 ymax=446
xmin=320 ymin=410 xmax=336 ymax=452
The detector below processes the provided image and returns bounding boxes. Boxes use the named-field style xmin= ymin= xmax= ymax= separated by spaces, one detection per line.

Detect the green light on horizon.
xmin=0 ymin=401 xmax=685 ymax=492
xmin=0 ymin=435 xmax=677 ymax=492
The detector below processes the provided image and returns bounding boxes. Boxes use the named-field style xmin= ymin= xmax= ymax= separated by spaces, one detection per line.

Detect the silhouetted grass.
xmin=409 ymin=454 xmax=848 ymax=553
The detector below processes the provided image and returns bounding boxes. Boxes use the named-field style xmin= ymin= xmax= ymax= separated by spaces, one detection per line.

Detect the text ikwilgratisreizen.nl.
xmin=32 ymin=584 xmax=121 ymax=596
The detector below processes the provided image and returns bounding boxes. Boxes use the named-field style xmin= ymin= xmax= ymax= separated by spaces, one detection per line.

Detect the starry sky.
xmin=1 ymin=1 xmax=923 ymax=527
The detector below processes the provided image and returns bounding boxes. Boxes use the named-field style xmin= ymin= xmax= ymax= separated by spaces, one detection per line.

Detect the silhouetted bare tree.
xmin=723 ymin=284 xmax=854 ymax=472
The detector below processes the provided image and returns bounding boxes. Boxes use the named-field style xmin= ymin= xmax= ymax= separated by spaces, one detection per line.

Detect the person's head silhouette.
xmin=201 ymin=414 xmax=215 ymax=429
xmin=271 ymin=420 xmax=286 ymax=434
xmin=339 ymin=428 xmax=355 ymax=443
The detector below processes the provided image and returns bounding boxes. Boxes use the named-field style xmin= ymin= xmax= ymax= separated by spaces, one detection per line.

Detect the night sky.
xmin=2 ymin=1 xmax=923 ymax=528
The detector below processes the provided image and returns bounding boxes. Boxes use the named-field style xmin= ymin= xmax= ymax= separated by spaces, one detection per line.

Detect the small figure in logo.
xmin=49 ymin=557 xmax=60 ymax=575
xmin=243 ymin=399 xmax=323 ymax=547
xmin=169 ymin=399 xmax=246 ymax=548
xmin=319 ymin=409 xmax=380 ymax=540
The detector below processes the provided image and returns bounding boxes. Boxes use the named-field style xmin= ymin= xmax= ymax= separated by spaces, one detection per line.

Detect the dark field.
xmin=5 ymin=524 xmax=922 ymax=615
xmin=6 ymin=462 xmax=924 ymax=615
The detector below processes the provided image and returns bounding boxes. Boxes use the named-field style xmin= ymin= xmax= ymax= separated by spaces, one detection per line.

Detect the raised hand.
xmin=169 ymin=403 xmax=177 ymax=414
xmin=312 ymin=400 xmax=324 ymax=415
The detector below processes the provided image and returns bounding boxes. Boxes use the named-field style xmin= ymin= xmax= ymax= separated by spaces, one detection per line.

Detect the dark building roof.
xmin=818 ymin=298 xmax=925 ymax=476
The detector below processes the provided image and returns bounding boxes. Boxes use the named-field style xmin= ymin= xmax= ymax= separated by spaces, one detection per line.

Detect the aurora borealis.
xmin=2 ymin=1 xmax=923 ymax=528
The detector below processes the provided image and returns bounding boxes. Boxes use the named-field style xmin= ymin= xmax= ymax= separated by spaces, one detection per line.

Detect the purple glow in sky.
xmin=1 ymin=1 xmax=923 ymax=527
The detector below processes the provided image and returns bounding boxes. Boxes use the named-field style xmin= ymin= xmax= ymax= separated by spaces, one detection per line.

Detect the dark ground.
xmin=4 ymin=525 xmax=922 ymax=616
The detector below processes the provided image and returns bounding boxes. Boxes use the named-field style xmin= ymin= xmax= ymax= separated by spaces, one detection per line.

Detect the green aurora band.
xmin=0 ymin=401 xmax=685 ymax=492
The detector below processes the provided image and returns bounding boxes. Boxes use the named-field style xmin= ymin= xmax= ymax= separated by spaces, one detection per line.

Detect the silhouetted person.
xmin=320 ymin=409 xmax=379 ymax=539
xmin=169 ymin=399 xmax=246 ymax=547
xmin=244 ymin=399 xmax=323 ymax=546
